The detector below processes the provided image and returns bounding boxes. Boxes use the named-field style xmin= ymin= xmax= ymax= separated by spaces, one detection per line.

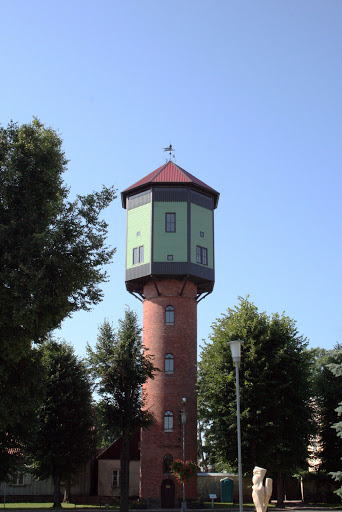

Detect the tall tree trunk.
xmin=276 ymin=471 xmax=284 ymax=508
xmin=197 ymin=421 xmax=208 ymax=472
xmin=63 ymin=479 xmax=71 ymax=502
xmin=250 ymin=439 xmax=257 ymax=468
xmin=53 ymin=473 xmax=62 ymax=508
xmin=120 ymin=432 xmax=131 ymax=512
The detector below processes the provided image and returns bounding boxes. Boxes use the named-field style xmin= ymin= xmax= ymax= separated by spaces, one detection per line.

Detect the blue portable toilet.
xmin=220 ymin=477 xmax=234 ymax=503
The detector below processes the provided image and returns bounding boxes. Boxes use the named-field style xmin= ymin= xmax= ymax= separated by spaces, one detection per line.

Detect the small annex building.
xmin=96 ymin=431 xmax=140 ymax=500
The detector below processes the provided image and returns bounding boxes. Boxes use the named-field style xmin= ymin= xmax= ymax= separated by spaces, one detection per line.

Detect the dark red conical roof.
xmin=121 ymin=161 xmax=219 ymax=208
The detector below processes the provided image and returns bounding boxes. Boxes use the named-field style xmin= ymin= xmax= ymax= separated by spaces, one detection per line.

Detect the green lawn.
xmin=2 ymin=505 xmax=110 ymax=510
xmin=3 ymin=502 xmax=342 ymax=510
xmin=203 ymin=503 xmax=265 ymax=509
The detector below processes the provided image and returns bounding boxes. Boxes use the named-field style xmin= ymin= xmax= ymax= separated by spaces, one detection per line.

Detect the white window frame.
xmin=112 ymin=469 xmax=120 ymax=489
xmin=165 ymin=353 xmax=174 ymax=374
xmin=196 ymin=245 xmax=208 ymax=266
xmin=133 ymin=245 xmax=144 ymax=265
xmin=164 ymin=411 xmax=173 ymax=432
xmin=165 ymin=305 xmax=174 ymax=325
xmin=165 ymin=212 xmax=176 ymax=232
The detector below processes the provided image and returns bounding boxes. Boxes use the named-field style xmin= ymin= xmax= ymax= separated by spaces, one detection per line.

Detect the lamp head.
xmin=227 ymin=340 xmax=244 ymax=363
xmin=181 ymin=409 xmax=187 ymax=425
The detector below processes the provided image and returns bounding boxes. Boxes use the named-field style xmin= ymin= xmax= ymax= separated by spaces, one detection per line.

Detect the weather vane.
xmin=163 ymin=144 xmax=175 ymax=162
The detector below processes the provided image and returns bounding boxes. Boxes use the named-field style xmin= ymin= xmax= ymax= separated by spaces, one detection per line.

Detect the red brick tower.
xmin=121 ymin=161 xmax=219 ymax=507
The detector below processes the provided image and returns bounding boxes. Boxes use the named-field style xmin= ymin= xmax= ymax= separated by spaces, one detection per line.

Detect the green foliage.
xmin=198 ymin=297 xmax=314 ymax=480
xmin=87 ymin=309 xmax=159 ymax=512
xmin=93 ymin=401 xmax=120 ymax=448
xmin=313 ymin=345 xmax=342 ymax=473
xmin=0 ymin=346 xmax=43 ymax=482
xmin=87 ymin=310 xmax=158 ymax=436
xmin=0 ymin=119 xmax=116 ymax=351
xmin=27 ymin=340 xmax=95 ymax=506
xmin=0 ymin=118 xmax=116 ymax=478
xmin=327 ymin=349 xmax=342 ymax=500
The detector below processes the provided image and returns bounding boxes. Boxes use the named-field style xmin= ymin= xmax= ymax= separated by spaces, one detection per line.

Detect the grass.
xmin=2 ymin=501 xmax=342 ymax=510
xmin=2 ymin=505 xmax=114 ymax=510
xmin=203 ymin=503 xmax=273 ymax=509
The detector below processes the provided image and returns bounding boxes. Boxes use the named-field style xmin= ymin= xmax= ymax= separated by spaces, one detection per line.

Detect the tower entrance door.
xmin=161 ymin=479 xmax=175 ymax=508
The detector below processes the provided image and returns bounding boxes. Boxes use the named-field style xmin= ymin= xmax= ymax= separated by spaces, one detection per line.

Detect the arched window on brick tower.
xmin=163 ymin=454 xmax=173 ymax=474
xmin=164 ymin=353 xmax=174 ymax=373
xmin=165 ymin=306 xmax=174 ymax=325
xmin=164 ymin=411 xmax=173 ymax=432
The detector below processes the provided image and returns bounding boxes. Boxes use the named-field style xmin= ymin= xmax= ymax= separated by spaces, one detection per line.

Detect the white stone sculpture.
xmin=252 ymin=466 xmax=273 ymax=512
xmin=264 ymin=478 xmax=273 ymax=511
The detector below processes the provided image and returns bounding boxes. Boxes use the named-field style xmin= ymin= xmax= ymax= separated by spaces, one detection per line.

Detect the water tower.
xmin=121 ymin=159 xmax=219 ymax=507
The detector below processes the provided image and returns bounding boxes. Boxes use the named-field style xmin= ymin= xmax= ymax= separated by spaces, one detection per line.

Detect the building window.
xmin=167 ymin=255 xmax=173 ymax=261
xmin=165 ymin=213 xmax=176 ymax=232
xmin=196 ymin=245 xmax=208 ymax=266
xmin=165 ymin=305 xmax=174 ymax=325
xmin=164 ymin=411 xmax=173 ymax=432
xmin=163 ymin=454 xmax=173 ymax=474
xmin=112 ymin=470 xmax=120 ymax=489
xmin=137 ymin=231 xmax=141 ymax=237
xmin=165 ymin=353 xmax=174 ymax=373
xmin=11 ymin=473 xmax=24 ymax=486
xmin=133 ymin=245 xmax=144 ymax=265
xmin=200 ymin=231 xmax=204 ymax=237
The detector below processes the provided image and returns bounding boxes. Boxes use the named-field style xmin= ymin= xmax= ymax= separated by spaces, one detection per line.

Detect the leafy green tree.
xmin=87 ymin=310 xmax=158 ymax=512
xmin=27 ymin=340 xmax=95 ymax=507
xmin=198 ymin=297 xmax=313 ymax=507
xmin=327 ymin=349 xmax=342 ymax=499
xmin=0 ymin=118 xmax=116 ymax=475
xmin=313 ymin=345 xmax=342 ymax=473
xmin=94 ymin=401 xmax=120 ymax=448
xmin=0 ymin=346 xmax=43 ymax=482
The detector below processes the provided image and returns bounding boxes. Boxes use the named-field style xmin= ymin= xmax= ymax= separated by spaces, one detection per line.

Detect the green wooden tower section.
xmin=121 ymin=161 xmax=219 ymax=298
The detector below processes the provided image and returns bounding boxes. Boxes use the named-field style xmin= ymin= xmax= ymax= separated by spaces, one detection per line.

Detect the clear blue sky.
xmin=2 ymin=0 xmax=341 ymax=357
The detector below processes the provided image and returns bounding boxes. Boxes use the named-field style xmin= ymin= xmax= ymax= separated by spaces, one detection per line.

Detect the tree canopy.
xmin=0 ymin=118 xmax=116 ymax=477
xmin=327 ymin=349 xmax=342 ymax=500
xmin=27 ymin=340 xmax=95 ymax=507
xmin=198 ymin=297 xmax=314 ymax=506
xmin=0 ymin=346 xmax=43 ymax=482
xmin=87 ymin=309 xmax=158 ymax=512
xmin=312 ymin=345 xmax=342 ymax=473
xmin=0 ymin=119 xmax=116 ymax=353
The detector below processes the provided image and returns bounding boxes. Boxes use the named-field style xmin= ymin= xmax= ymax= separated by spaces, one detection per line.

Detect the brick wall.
xmin=140 ymin=279 xmax=198 ymax=506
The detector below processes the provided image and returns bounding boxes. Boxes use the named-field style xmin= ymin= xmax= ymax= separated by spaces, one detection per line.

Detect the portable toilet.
xmin=220 ymin=477 xmax=234 ymax=503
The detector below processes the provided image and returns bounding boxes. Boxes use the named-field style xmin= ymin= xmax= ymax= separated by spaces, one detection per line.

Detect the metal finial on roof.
xmin=163 ymin=144 xmax=175 ymax=162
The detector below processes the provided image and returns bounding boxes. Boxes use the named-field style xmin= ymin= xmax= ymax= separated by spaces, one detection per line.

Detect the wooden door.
xmin=161 ymin=479 xmax=175 ymax=508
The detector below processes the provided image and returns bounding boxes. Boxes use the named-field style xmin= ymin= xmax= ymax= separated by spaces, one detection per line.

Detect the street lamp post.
xmin=228 ymin=340 xmax=244 ymax=512
xmin=181 ymin=398 xmax=187 ymax=512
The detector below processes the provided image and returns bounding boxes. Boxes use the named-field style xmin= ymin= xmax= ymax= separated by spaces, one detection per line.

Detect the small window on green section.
xmin=196 ymin=246 xmax=208 ymax=266
xmin=200 ymin=231 xmax=204 ymax=237
xmin=165 ymin=213 xmax=176 ymax=232
xmin=167 ymin=255 xmax=173 ymax=261
xmin=133 ymin=246 xmax=144 ymax=265
xmin=137 ymin=231 xmax=141 ymax=237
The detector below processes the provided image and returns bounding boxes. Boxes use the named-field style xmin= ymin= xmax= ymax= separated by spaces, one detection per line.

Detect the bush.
xmin=130 ymin=498 xmax=147 ymax=509
xmin=187 ymin=500 xmax=207 ymax=509
xmin=300 ymin=471 xmax=340 ymax=503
